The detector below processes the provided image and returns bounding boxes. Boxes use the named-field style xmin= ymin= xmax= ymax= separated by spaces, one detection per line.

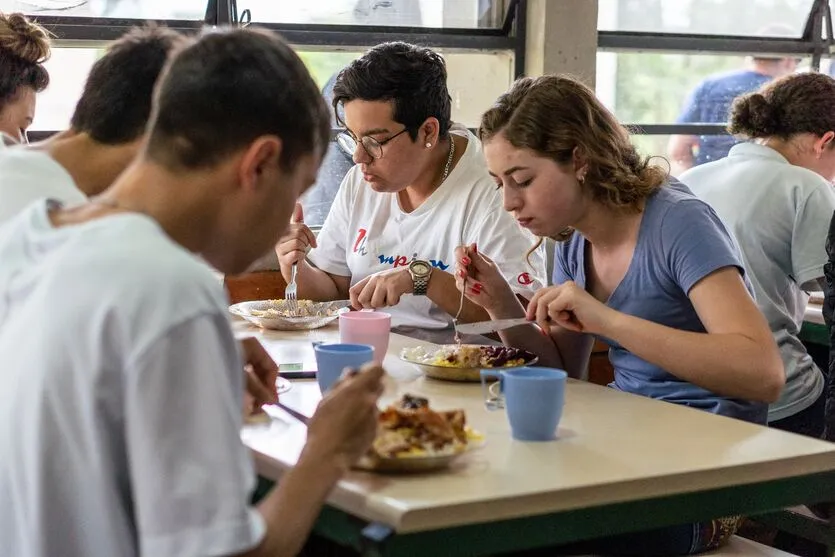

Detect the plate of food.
xmin=229 ymin=299 xmax=351 ymax=331
xmin=399 ymin=344 xmax=538 ymax=382
xmin=355 ymin=394 xmax=484 ymax=473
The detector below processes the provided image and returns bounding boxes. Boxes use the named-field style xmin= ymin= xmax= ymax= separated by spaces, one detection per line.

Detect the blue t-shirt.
xmin=553 ymin=180 xmax=767 ymax=424
xmin=677 ymin=70 xmax=773 ymax=166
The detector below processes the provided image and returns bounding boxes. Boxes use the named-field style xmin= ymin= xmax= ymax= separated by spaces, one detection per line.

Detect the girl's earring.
xmin=425 ymin=142 xmax=432 ymax=148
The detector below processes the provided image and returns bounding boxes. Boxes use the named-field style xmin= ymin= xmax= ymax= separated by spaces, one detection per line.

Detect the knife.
xmin=454 ymin=317 xmax=532 ymax=335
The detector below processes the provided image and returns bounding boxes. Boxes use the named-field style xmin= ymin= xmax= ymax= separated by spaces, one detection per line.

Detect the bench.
xmin=578 ymin=535 xmax=798 ymax=556
xmin=703 ymin=535 xmax=798 ymax=556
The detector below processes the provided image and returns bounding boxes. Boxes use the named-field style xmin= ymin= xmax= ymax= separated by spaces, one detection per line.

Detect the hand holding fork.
xmin=282 ymin=203 xmax=307 ymax=316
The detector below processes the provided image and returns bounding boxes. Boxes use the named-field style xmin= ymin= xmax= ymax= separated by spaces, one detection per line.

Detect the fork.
xmin=275 ymin=401 xmax=310 ymax=426
xmin=285 ymin=262 xmax=298 ymax=316
xmin=453 ymin=247 xmax=467 ymax=345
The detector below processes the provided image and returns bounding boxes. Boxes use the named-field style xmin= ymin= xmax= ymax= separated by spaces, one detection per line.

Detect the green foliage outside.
xmin=297 ymin=51 xmax=361 ymax=90
xmin=607 ymin=0 xmax=815 ymax=158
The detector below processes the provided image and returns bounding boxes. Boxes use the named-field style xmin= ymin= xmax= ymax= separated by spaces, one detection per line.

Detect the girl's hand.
xmin=526 ymin=281 xmax=614 ymax=335
xmin=454 ymin=243 xmax=518 ymax=314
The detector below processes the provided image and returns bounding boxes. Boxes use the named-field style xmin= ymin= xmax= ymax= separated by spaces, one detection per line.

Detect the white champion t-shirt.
xmin=308 ymin=124 xmax=546 ymax=333
xmin=0 ymin=200 xmax=265 ymax=557
xmin=682 ymin=142 xmax=835 ymax=422
xmin=0 ymin=146 xmax=86 ymax=225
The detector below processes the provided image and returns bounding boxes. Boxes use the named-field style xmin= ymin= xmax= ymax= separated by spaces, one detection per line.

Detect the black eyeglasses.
xmin=336 ymin=128 xmax=408 ymax=160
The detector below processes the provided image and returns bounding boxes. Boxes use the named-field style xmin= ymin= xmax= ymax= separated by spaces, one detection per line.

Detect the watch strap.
xmin=413 ymin=275 xmax=429 ymax=296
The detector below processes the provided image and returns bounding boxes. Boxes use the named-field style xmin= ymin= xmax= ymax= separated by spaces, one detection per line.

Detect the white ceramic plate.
xmin=399 ymin=344 xmax=539 ymax=382
xmin=229 ymin=299 xmax=350 ymax=330
xmin=354 ymin=436 xmax=485 ymax=474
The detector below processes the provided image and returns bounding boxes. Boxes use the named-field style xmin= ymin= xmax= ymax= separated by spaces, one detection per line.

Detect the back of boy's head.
xmin=145 ymin=27 xmax=330 ymax=172
xmin=70 ymin=24 xmax=187 ymax=145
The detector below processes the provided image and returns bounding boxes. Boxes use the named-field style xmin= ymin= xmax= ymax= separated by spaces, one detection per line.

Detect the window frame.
xmin=598 ymin=0 xmax=834 ymax=135
xmin=25 ymin=0 xmax=527 ymax=137
xmin=33 ymin=0 xmax=528 ymax=77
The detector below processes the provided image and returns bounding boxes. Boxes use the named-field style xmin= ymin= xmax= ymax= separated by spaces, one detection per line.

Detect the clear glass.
xmin=0 ymin=0 xmax=208 ymax=19
xmin=629 ymin=134 xmax=734 ymax=177
xmin=242 ymin=0 xmax=507 ymax=28
xmin=31 ymin=47 xmax=103 ymax=131
xmin=597 ymin=0 xmax=814 ymax=37
xmin=596 ymin=50 xmax=813 ymax=125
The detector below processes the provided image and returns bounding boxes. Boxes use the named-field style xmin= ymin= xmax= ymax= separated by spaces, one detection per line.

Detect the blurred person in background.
xmin=668 ymin=25 xmax=798 ymax=174
xmin=0 ymin=11 xmax=49 ymax=144
xmin=0 ymin=25 xmax=186 ymax=224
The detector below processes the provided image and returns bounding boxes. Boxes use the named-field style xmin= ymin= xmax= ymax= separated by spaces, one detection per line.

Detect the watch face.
xmin=411 ymin=261 xmax=431 ymax=276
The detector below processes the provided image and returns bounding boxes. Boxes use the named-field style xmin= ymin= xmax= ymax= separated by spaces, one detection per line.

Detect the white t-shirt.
xmin=0 ymin=146 xmax=86 ymax=225
xmin=0 ymin=201 xmax=265 ymax=557
xmin=682 ymin=142 xmax=835 ymax=422
xmin=309 ymin=124 xmax=546 ymax=334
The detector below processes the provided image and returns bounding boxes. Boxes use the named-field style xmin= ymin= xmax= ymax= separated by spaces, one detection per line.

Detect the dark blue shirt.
xmin=553 ymin=181 xmax=766 ymax=424
xmin=677 ymin=70 xmax=773 ymax=166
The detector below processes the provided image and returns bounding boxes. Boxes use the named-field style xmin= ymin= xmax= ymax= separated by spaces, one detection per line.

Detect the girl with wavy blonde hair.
xmin=0 ymin=12 xmax=50 ymax=143
xmin=454 ymin=74 xmax=784 ymax=553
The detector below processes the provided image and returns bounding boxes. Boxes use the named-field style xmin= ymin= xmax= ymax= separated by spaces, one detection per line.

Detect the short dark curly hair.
xmin=70 ymin=24 xmax=187 ymax=145
xmin=332 ymin=41 xmax=452 ymax=140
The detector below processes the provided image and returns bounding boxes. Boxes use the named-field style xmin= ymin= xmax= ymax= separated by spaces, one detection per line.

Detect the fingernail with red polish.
xmin=462 ymin=257 xmax=471 ymax=265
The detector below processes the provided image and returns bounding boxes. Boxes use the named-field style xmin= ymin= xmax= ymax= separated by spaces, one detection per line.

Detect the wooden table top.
xmin=239 ymin=324 xmax=835 ymax=534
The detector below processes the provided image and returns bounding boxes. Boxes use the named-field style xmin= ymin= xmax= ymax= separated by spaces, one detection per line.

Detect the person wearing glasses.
xmin=0 ymin=12 xmax=50 ymax=145
xmin=275 ymin=41 xmax=545 ymax=341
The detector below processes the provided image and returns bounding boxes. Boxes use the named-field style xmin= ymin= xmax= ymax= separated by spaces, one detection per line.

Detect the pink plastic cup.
xmin=339 ymin=311 xmax=391 ymax=364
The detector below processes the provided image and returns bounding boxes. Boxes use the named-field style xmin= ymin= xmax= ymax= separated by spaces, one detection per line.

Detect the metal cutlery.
xmin=453 ymin=317 xmax=532 ymax=336
xmin=274 ymin=401 xmax=310 ymax=426
xmin=284 ymin=262 xmax=298 ymax=315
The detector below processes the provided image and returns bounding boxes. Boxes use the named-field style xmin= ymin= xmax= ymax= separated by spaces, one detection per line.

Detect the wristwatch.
xmin=408 ymin=259 xmax=433 ymax=295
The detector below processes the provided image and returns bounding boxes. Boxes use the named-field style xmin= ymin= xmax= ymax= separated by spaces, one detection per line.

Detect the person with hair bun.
xmin=0 ymin=11 xmax=50 ymax=143
xmin=682 ymin=72 xmax=835 ymax=439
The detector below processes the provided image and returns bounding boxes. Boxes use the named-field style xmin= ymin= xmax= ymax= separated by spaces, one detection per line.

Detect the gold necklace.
xmin=440 ymin=136 xmax=455 ymax=184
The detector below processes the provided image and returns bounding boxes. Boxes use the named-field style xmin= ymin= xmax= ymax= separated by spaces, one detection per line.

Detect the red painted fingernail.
xmin=470 ymin=288 xmax=480 ymax=295
xmin=462 ymin=257 xmax=471 ymax=265
xmin=473 ymin=243 xmax=478 ymax=253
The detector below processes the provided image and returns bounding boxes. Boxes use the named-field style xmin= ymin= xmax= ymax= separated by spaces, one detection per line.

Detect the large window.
xmin=598 ymin=0 xmax=816 ymax=37
xmin=241 ymin=0 xmax=507 ymax=28
xmin=31 ymin=47 xmax=102 ymax=131
xmin=0 ymin=0 xmax=207 ymax=19
xmin=596 ymin=0 xmax=831 ymax=175
xmin=14 ymin=0 xmax=524 ymax=235
xmin=0 ymin=0 xmax=506 ymax=27
xmin=597 ymin=51 xmax=814 ymax=125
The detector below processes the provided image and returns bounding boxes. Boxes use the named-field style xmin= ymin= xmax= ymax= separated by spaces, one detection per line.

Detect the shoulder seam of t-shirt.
xmin=791 ymin=182 xmax=835 ymax=286
xmin=466 ymin=184 xmax=502 ymax=235
xmin=307 ymin=256 xmax=351 ymax=278
xmin=800 ymin=179 xmax=835 ymax=203
xmin=125 ymin=309 xmax=230 ymax=372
